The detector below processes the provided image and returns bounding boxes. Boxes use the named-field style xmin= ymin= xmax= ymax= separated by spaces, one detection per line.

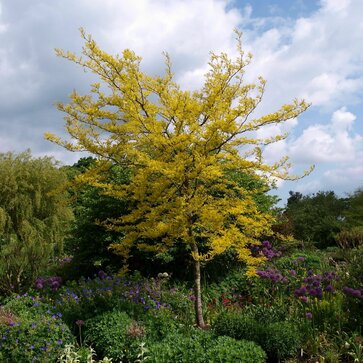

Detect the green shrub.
xmin=140 ymin=308 xmax=181 ymax=341
xmin=264 ymin=321 xmax=300 ymax=360
xmin=212 ymin=311 xmax=261 ymax=342
xmin=213 ymin=311 xmax=301 ymax=361
xmin=273 ymin=251 xmax=323 ymax=272
xmin=341 ymin=248 xmax=363 ymax=331
xmin=147 ymin=329 xmax=266 ymax=363
xmin=242 ymin=303 xmax=289 ymax=324
xmin=336 ymin=228 xmax=363 ymax=249
xmin=85 ymin=310 xmax=143 ymax=362
xmin=146 ymin=329 xmax=213 ymax=363
xmin=345 ymin=247 xmax=363 ymax=286
xmin=205 ymin=336 xmax=266 ymax=363
xmin=158 ymin=284 xmax=194 ymax=325
xmin=1 ymin=294 xmax=50 ymax=318
xmin=308 ymin=293 xmax=346 ymax=333
xmin=0 ymin=295 xmax=74 ymax=363
xmin=51 ymin=275 xmax=149 ymax=330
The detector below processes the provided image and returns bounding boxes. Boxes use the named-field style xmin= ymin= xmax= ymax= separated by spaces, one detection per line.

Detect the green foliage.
xmin=0 ymin=151 xmax=73 ymax=294
xmin=224 ymin=169 xmax=278 ymax=214
xmin=286 ymin=191 xmax=346 ymax=248
xmin=205 ymin=266 xmax=250 ymax=295
xmin=52 ymin=278 xmax=144 ymax=328
xmin=308 ymin=293 xmax=346 ymax=332
xmin=242 ymin=303 xmax=290 ymax=324
xmin=2 ymin=294 xmax=49 ymax=318
xmin=213 ymin=311 xmax=260 ymax=341
xmin=58 ymin=344 xmax=115 ymax=363
xmin=0 ymin=295 xmax=74 ymax=363
xmin=84 ymin=310 xmax=142 ymax=362
xmin=146 ymin=329 xmax=213 ymax=363
xmin=205 ymin=336 xmax=266 ymax=363
xmin=264 ymin=321 xmax=300 ymax=360
xmin=148 ymin=330 xmax=265 ymax=363
xmin=344 ymin=188 xmax=363 ymax=229
xmin=140 ymin=309 xmax=181 ymax=341
xmin=63 ymin=157 xmax=129 ymax=279
xmin=213 ymin=311 xmax=301 ymax=360
xmin=341 ymin=248 xmax=363 ymax=330
xmin=335 ymin=228 xmax=363 ymax=249
xmin=345 ymin=247 xmax=363 ymax=286
xmin=273 ymin=250 xmax=323 ymax=272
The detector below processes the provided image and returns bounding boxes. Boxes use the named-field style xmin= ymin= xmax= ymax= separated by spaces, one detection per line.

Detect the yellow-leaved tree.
xmin=46 ymin=29 xmax=311 ymax=328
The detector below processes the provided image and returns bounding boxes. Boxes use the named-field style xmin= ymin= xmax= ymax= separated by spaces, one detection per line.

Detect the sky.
xmin=0 ymin=0 xmax=362 ymax=205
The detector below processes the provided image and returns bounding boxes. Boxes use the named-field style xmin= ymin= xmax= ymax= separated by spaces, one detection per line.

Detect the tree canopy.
xmin=344 ymin=188 xmax=363 ymax=229
xmin=46 ymin=29 xmax=311 ymax=327
xmin=62 ymin=157 xmax=130 ymax=278
xmin=0 ymin=151 xmax=73 ymax=293
xmin=285 ymin=191 xmax=347 ymax=248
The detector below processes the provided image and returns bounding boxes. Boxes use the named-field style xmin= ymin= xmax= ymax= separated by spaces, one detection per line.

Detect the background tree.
xmin=61 ymin=157 xmax=130 ymax=279
xmin=0 ymin=151 xmax=73 ymax=294
xmin=285 ymin=191 xmax=347 ymax=248
xmin=334 ymin=188 xmax=363 ymax=249
xmin=344 ymin=188 xmax=363 ymax=229
xmin=46 ymin=29 xmax=310 ymax=327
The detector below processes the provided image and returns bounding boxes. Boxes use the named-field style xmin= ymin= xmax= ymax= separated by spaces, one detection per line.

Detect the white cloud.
xmin=321 ymin=0 xmax=351 ymax=13
xmin=0 ymin=0 xmax=362 ymax=200
xmin=243 ymin=0 xmax=363 ymax=113
xmin=323 ymin=162 xmax=363 ymax=188
xmin=331 ymin=106 xmax=356 ymax=130
xmin=289 ymin=107 xmax=361 ymax=163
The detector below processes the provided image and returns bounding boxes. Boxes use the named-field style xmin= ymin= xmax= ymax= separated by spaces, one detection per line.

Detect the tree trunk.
xmin=192 ymin=243 xmax=206 ymax=329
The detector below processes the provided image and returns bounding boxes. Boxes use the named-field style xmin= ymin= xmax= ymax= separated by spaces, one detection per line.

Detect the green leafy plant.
xmin=140 ymin=308 xmax=180 ymax=341
xmin=205 ymin=336 xmax=266 ymax=363
xmin=58 ymin=344 xmax=117 ymax=363
xmin=213 ymin=311 xmax=301 ymax=361
xmin=336 ymin=228 xmax=363 ymax=249
xmin=146 ymin=329 xmax=212 ymax=363
xmin=212 ymin=311 xmax=261 ymax=342
xmin=84 ymin=310 xmax=143 ymax=362
xmin=0 ymin=295 xmax=74 ymax=362
xmin=264 ymin=321 xmax=300 ymax=361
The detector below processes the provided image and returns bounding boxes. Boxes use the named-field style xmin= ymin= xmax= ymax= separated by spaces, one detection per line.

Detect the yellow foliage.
xmin=47 ymin=29 xmax=312 ymax=270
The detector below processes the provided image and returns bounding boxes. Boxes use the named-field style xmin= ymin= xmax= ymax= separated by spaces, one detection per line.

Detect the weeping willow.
xmin=0 ymin=150 xmax=73 ymax=294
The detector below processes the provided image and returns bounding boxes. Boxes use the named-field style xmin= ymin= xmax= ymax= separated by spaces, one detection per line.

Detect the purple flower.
xmin=342 ymin=286 xmax=363 ymax=300
xmin=35 ymin=277 xmax=45 ymax=289
xmin=251 ymin=241 xmax=282 ymax=260
xmin=306 ymin=312 xmax=313 ymax=319
xmin=289 ymin=269 xmax=297 ymax=277
xmin=98 ymin=270 xmax=107 ymax=280
xmin=316 ymin=288 xmax=323 ymax=299
xmin=257 ymin=268 xmax=285 ymax=283
xmin=48 ymin=276 xmax=62 ymax=290
xmin=75 ymin=320 xmax=84 ymax=326
xmin=294 ymin=286 xmax=308 ymax=297
xmin=189 ymin=294 xmax=196 ymax=301
xmin=323 ymin=272 xmax=336 ymax=282
xmin=325 ymin=284 xmax=334 ymax=293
